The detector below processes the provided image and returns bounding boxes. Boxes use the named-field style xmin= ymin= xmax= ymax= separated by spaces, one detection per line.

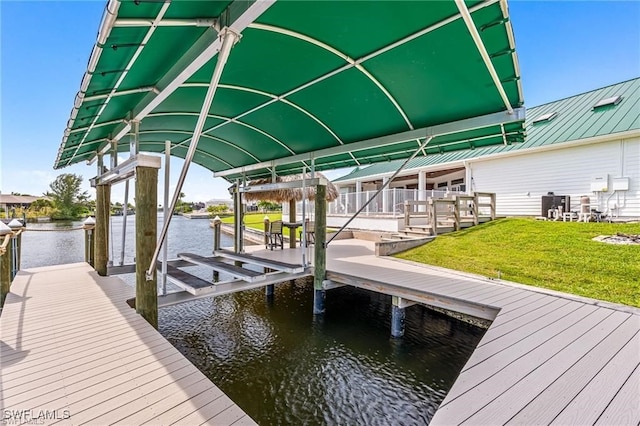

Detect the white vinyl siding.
xmin=469 ymin=136 xmax=640 ymax=217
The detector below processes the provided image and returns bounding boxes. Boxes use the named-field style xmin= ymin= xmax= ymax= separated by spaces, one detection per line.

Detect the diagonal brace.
xmin=326 ymin=136 xmax=434 ymax=246
xmin=145 ymin=29 xmax=238 ymax=280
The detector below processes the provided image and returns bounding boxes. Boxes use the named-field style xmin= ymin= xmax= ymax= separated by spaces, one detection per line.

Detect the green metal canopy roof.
xmin=55 ymin=0 xmax=525 ymax=181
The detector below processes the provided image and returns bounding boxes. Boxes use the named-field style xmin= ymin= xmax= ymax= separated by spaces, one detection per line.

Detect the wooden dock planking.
xmin=3 ymin=240 xmax=637 ymax=425
xmin=245 ymin=239 xmax=640 ymax=425
xmin=551 ymin=331 xmax=640 ymax=425
xmin=177 ymin=253 xmax=264 ymax=282
xmin=0 ymin=262 xmax=256 ymax=426
xmin=471 ymin=299 xmax=578 ymax=350
xmin=214 ymin=249 xmax=305 ymax=273
xmin=443 ymin=311 xmax=634 ymax=424
xmin=464 ymin=304 xmax=604 ymax=373
xmin=507 ymin=316 xmax=640 ymax=424
xmin=595 ymin=363 xmax=640 ymax=425
xmin=451 ymin=306 xmax=612 ymax=398
xmin=165 ymin=263 xmax=216 ymax=295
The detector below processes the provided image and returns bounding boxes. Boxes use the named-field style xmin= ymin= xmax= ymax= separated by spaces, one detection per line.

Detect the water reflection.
xmin=20 ymin=217 xmax=485 ymax=424
xmin=160 ymin=280 xmax=485 ymax=425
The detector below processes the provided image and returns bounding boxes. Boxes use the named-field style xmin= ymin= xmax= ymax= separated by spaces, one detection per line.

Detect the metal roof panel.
xmin=334 ymin=77 xmax=640 ymax=182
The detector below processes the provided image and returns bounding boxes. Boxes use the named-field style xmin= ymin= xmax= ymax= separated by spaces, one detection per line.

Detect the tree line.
xmin=7 ymin=173 xmax=279 ymax=221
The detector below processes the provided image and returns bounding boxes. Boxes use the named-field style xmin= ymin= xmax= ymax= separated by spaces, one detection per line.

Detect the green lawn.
xmin=394 ymin=218 xmax=640 ymax=307
xmin=221 ymin=212 xmax=295 ymax=238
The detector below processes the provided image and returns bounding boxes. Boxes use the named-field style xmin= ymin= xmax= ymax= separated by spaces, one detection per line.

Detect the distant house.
xmin=0 ymin=194 xmax=49 ymax=216
xmin=330 ymin=78 xmax=640 ymax=229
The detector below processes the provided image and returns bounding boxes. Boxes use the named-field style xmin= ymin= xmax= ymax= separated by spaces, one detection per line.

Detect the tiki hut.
xmin=242 ymin=173 xmax=339 ymax=203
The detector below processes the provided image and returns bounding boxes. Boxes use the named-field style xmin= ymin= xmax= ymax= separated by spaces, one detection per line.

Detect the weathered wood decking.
xmin=0 ymin=263 xmax=256 ymax=426
xmin=246 ymin=239 xmax=640 ymax=425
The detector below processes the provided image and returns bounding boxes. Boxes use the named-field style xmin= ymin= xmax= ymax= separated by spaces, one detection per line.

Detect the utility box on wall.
xmin=612 ymin=177 xmax=630 ymax=191
xmin=590 ymin=175 xmax=609 ymax=192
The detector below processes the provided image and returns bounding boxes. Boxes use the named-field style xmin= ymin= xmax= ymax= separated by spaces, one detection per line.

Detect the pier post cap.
xmin=0 ymin=221 xmax=11 ymax=236
xmin=83 ymin=216 xmax=96 ymax=230
xmin=7 ymin=219 xmax=23 ymax=230
xmin=263 ymin=216 xmax=270 ymax=222
xmin=212 ymin=215 xmax=221 ymax=224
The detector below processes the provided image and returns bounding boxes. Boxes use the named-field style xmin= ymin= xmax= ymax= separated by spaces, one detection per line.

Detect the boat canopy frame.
xmin=56 ymin=0 xmax=526 ymax=183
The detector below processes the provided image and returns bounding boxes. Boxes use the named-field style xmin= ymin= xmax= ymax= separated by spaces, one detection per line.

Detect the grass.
xmin=221 ymin=212 xmax=337 ymax=239
xmin=221 ymin=212 xmax=296 ymax=238
xmin=394 ymin=218 xmax=640 ymax=308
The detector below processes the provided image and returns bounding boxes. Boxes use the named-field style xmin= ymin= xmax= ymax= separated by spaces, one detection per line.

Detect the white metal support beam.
xmin=455 ymin=0 xmax=513 ymax=114
xmin=130 ymin=119 xmax=140 ymax=157
xmin=239 ymin=177 xmax=326 ymax=193
xmin=214 ymin=107 xmax=525 ymax=178
xmin=112 ymin=0 xmax=275 ymax=142
xmin=161 ymin=140 xmax=171 ymax=295
xmin=91 ymin=154 xmax=161 ymax=187
xmin=145 ymin=29 xmax=239 ymax=281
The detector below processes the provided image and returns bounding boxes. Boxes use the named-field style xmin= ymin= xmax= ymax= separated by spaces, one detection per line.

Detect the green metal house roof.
xmin=334 ymin=77 xmax=640 ymax=182
xmin=55 ymin=0 xmax=525 ymax=181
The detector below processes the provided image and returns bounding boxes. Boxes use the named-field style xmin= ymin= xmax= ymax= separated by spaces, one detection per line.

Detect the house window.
xmin=437 ymin=182 xmax=448 ymax=189
xmin=451 ymin=178 xmax=464 ymax=185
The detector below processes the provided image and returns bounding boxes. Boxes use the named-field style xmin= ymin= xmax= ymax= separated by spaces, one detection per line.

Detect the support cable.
xmin=326 ymin=136 xmax=434 ymax=246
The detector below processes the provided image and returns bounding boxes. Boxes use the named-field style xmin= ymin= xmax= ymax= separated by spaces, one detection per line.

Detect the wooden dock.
xmin=3 ymin=242 xmax=638 ymax=424
xmin=0 ymin=263 xmax=256 ymax=426
xmin=246 ymin=239 xmax=640 ymax=424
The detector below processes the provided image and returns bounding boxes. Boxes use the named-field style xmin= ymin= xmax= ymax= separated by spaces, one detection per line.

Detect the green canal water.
xmin=20 ymin=216 xmax=485 ymax=425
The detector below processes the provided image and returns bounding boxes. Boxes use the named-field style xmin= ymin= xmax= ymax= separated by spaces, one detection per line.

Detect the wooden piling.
xmin=289 ymin=199 xmax=297 ymax=248
xmin=15 ymin=231 xmax=22 ymax=272
xmin=84 ymin=225 xmax=95 ymax=267
xmin=136 ymin=166 xmax=158 ymax=329
xmin=95 ymin=184 xmax=111 ymax=276
xmin=0 ymin=235 xmax=12 ymax=308
xmin=233 ymin=185 xmax=243 ymax=253
xmin=313 ymin=184 xmax=327 ymax=314
xmin=212 ymin=216 xmax=222 ymax=251
xmin=263 ymin=217 xmax=270 ymax=247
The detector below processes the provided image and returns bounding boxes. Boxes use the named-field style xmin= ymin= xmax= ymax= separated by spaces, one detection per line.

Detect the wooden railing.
xmin=404 ymin=192 xmax=496 ymax=235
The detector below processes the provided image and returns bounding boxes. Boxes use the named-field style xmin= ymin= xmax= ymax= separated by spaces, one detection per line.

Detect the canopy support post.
xmin=301 ymin=168 xmax=307 ymax=267
xmin=145 ymin=29 xmax=238 ymax=280
xmin=233 ymin=179 xmax=244 ymax=253
xmin=326 ymin=136 xmax=434 ymax=246
xmin=119 ymin=179 xmax=129 ymax=266
xmin=95 ymin=182 xmax=111 ymax=276
xmin=161 ymin=140 xmax=171 ymax=295
xmin=288 ymin=199 xmax=297 ymax=248
xmin=313 ymin=183 xmax=327 ymax=315
xmin=136 ymin=165 xmax=158 ymax=328
xmin=129 ymin=118 xmax=140 ymax=156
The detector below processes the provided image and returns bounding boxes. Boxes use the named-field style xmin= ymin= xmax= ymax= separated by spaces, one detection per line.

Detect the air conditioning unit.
xmin=541 ymin=195 xmax=570 ymax=217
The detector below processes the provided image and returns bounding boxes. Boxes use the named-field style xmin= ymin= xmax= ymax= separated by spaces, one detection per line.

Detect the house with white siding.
xmin=328 ymin=78 xmax=640 ymax=231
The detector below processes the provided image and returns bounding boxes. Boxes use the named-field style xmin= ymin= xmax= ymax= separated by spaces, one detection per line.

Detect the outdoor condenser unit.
xmin=541 ymin=195 xmax=571 ymax=217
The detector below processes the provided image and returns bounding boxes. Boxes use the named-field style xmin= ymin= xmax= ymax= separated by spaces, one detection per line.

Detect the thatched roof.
xmin=243 ymin=173 xmax=339 ymax=203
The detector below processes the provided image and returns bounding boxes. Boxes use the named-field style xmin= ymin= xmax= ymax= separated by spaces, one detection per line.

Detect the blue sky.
xmin=1 ymin=0 xmax=639 ymax=204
